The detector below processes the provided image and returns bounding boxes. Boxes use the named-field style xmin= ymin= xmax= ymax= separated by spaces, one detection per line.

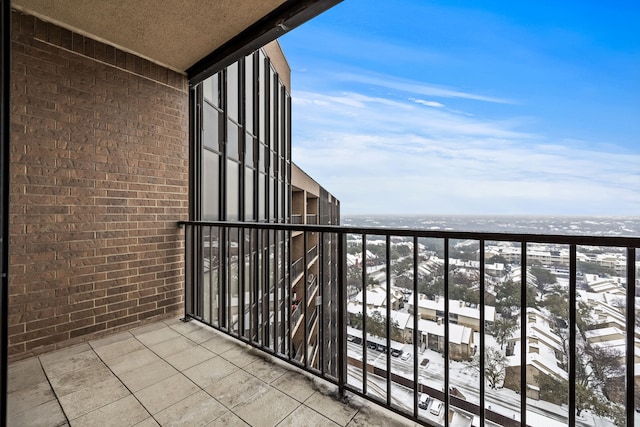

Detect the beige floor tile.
xmin=7 ymin=380 xmax=57 ymax=416
xmin=200 ymin=335 xmax=241 ymax=355
xmin=8 ymin=357 xmax=47 ymax=393
xmin=89 ymin=331 xmax=134 ymax=349
xmin=183 ymin=356 xmax=239 ymax=389
xmin=204 ymin=411 xmax=249 ymax=427
xmin=107 ymin=348 xmax=160 ymax=375
xmin=149 ymin=335 xmax=197 ymax=359
xmin=130 ymin=322 xmax=168 ymax=336
xmin=184 ymin=327 xmax=218 ymax=344
xmin=280 ymin=405 xmax=341 ymax=427
xmin=118 ymin=358 xmax=178 ymax=392
xmin=346 ymin=404 xmax=420 ymax=427
xmin=39 ymin=343 xmax=92 ymax=366
xmin=271 ymin=371 xmax=317 ymax=403
xmin=41 ymin=349 xmax=103 ymax=379
xmin=166 ymin=319 xmax=203 ymax=335
xmin=59 ymin=376 xmax=130 ymax=420
xmin=204 ymin=369 xmax=267 ymax=409
xmin=69 ymin=395 xmax=149 ymax=427
xmin=165 ymin=345 xmax=216 ymax=371
xmin=135 ymin=373 xmax=199 ymax=415
xmin=134 ymin=326 xmax=182 ymax=347
xmin=232 ymin=386 xmax=299 ymax=427
xmin=7 ymin=398 xmax=67 ymax=427
xmin=219 ymin=346 xmax=261 ymax=368
xmin=49 ymin=364 xmax=114 ymax=397
xmin=92 ymin=336 xmax=145 ymax=361
xmin=133 ymin=418 xmax=160 ymax=427
xmin=303 ymin=391 xmax=359 ymax=426
xmin=154 ymin=390 xmax=227 ymax=426
xmin=243 ymin=358 xmax=287 ymax=384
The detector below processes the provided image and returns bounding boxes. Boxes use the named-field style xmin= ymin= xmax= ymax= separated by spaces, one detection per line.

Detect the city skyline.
xmin=279 ymin=1 xmax=640 ymax=216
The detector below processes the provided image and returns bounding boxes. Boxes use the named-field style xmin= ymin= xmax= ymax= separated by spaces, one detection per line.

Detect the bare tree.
xmin=465 ymin=346 xmax=507 ymax=389
xmin=488 ymin=318 xmax=517 ymax=350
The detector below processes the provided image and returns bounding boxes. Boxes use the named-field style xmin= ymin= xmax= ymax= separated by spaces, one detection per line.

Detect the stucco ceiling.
xmin=12 ymin=0 xmax=290 ymax=73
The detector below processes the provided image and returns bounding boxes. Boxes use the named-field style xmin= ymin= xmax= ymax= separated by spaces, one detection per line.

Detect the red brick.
xmin=9 ymin=11 xmax=187 ymax=361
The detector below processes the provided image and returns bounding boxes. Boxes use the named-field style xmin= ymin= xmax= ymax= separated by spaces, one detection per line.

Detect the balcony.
xmin=6 ymin=220 xmax=639 ymax=427
xmin=182 ymin=220 xmax=640 ymax=427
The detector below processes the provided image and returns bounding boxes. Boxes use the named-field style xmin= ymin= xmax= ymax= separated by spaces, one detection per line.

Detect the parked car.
xmin=391 ymin=349 xmax=402 ymax=357
xmin=418 ymin=393 xmax=430 ymax=409
xmin=430 ymin=401 xmax=443 ymax=416
xmin=401 ymin=352 xmax=411 ymax=361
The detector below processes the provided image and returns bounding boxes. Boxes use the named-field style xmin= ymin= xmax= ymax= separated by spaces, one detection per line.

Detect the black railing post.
xmin=385 ymin=235 xmax=392 ymax=405
xmin=412 ymin=236 xmax=419 ymax=418
xmin=337 ymin=231 xmax=347 ymax=398
xmin=362 ymin=234 xmax=368 ymax=396
xmin=303 ymin=230 xmax=308 ymax=367
xmin=444 ymin=238 xmax=450 ymax=427
xmin=182 ymin=224 xmax=194 ymax=320
xmin=520 ymin=242 xmax=527 ymax=427
xmin=479 ymin=239 xmax=485 ymax=427
xmin=569 ymin=245 xmax=577 ymax=426
xmin=626 ymin=247 xmax=636 ymax=427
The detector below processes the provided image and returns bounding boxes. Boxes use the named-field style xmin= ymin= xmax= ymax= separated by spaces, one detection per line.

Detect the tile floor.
xmin=8 ymin=317 xmax=418 ymax=427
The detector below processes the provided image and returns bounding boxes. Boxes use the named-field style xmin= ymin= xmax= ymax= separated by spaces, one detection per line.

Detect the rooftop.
xmin=8 ymin=317 xmax=417 ymax=427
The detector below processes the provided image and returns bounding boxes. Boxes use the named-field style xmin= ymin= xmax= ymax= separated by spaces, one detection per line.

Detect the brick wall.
xmin=9 ymin=10 xmax=189 ymax=360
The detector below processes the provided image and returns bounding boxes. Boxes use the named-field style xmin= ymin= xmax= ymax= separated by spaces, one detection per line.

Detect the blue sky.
xmin=278 ymin=1 xmax=640 ymax=216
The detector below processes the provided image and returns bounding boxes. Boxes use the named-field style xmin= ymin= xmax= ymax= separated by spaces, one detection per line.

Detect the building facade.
xmin=191 ymin=43 xmax=340 ymax=370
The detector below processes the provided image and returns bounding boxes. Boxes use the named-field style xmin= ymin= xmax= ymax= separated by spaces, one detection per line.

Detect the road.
xmin=346 ymin=341 xmax=610 ymax=427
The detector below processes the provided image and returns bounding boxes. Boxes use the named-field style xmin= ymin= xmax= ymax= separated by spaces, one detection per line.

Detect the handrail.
xmin=177 ymin=220 xmax=640 ymax=247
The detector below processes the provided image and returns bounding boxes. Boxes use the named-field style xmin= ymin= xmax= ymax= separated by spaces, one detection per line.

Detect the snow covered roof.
xmin=409 ymin=317 xmax=473 ymax=345
xmin=408 ymin=296 xmax=496 ymax=322
xmin=585 ymin=326 xmax=625 ymax=342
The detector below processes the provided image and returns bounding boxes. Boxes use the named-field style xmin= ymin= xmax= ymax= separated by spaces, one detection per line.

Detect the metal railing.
xmin=180 ymin=220 xmax=639 ymax=427
xmin=291 ymin=256 xmax=303 ymax=280
xmin=306 ymin=214 xmax=318 ymax=224
xmin=307 ymin=245 xmax=318 ymax=261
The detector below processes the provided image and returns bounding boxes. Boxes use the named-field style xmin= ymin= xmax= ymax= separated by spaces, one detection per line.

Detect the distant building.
xmin=504 ymin=308 xmax=567 ymax=400
xmin=407 ymin=295 xmax=496 ymax=332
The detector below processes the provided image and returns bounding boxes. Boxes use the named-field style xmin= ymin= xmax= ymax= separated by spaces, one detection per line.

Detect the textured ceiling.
xmin=12 ymin=0 xmax=288 ymax=72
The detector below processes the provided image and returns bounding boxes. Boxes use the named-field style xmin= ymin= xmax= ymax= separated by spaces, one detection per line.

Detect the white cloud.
xmin=290 ymin=89 xmax=640 ymax=215
xmin=412 ymin=98 xmax=445 ymax=108
xmin=335 ymin=72 xmax=514 ymax=104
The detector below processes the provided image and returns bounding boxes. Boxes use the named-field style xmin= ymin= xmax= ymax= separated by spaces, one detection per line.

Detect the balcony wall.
xmin=8 ymin=10 xmax=189 ymax=361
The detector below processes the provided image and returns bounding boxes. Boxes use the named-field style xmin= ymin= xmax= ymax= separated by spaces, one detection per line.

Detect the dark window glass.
xmin=258 ymin=51 xmax=266 ymax=143
xmin=245 ymin=54 xmax=254 ymax=135
xmin=203 ymin=74 xmax=219 ymax=107
xmin=203 ymin=150 xmax=219 ymax=220
xmin=245 ymin=167 xmax=254 ymax=220
xmin=227 ymin=62 xmax=239 ymax=122
xmin=269 ymin=67 xmax=276 ymax=150
xmin=226 ymin=160 xmax=239 ymax=221
xmin=258 ymin=172 xmax=265 ymax=220
xmin=270 ymin=151 xmax=277 ymax=178
xmin=203 ymin=103 xmax=220 ymax=152
xmin=245 ymin=134 xmax=254 ymax=166
xmin=269 ymin=178 xmax=275 ymax=220
xmin=227 ymin=120 xmax=239 ymax=160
